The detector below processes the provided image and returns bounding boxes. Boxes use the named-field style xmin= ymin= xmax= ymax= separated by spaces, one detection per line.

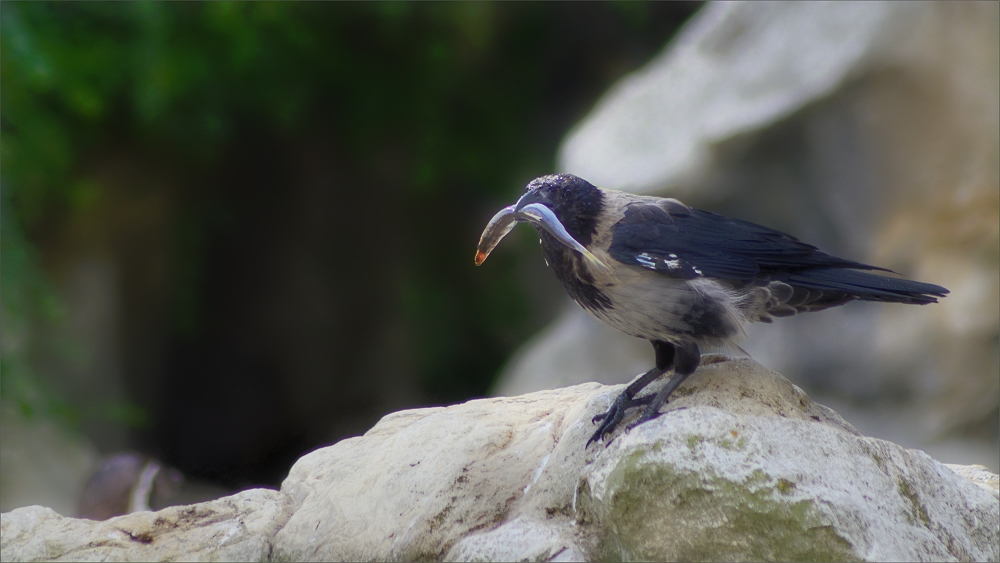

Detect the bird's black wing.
xmin=608 ymin=202 xmax=877 ymax=280
xmin=608 ymin=201 xmax=948 ymax=303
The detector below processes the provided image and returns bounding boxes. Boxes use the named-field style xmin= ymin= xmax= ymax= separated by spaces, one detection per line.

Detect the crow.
xmin=474 ymin=174 xmax=948 ymax=446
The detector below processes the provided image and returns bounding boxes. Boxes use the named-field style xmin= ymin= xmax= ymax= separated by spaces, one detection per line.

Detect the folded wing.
xmin=608 ymin=201 xmax=948 ymax=307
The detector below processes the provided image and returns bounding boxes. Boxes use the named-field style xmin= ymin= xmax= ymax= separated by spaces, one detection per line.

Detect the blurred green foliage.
xmin=1 ymin=2 xmax=697 ymax=438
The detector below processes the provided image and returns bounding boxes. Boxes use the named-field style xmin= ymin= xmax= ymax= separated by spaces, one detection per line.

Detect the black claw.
xmin=587 ymin=401 xmax=623 ymax=446
xmin=586 ymin=392 xmax=658 ymax=447
xmin=585 ymin=345 xmax=698 ymax=448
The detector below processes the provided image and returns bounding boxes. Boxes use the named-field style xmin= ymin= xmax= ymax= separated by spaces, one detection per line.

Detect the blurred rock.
xmin=0 ymin=406 xmax=100 ymax=517
xmin=0 ymin=405 xmax=224 ymax=521
xmin=500 ymin=1 xmax=999 ymax=455
xmin=944 ymin=464 xmax=1000 ymax=501
xmin=1 ymin=488 xmax=289 ymax=562
xmin=497 ymin=306 xmax=652 ymax=397
xmin=76 ymin=452 xmax=183 ymax=520
xmin=4 ymin=360 xmax=998 ymax=561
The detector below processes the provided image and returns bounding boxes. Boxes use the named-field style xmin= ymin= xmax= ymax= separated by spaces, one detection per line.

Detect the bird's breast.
xmin=544 ymin=243 xmax=745 ymax=345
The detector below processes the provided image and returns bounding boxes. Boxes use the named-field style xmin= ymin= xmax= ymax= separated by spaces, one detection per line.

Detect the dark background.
xmin=1 ymin=2 xmax=701 ymax=489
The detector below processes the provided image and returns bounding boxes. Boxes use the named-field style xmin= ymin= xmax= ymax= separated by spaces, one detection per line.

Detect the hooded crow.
xmin=475 ymin=174 xmax=948 ymax=446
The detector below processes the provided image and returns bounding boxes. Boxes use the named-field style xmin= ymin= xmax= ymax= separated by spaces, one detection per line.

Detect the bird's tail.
xmin=784 ymin=268 xmax=948 ymax=307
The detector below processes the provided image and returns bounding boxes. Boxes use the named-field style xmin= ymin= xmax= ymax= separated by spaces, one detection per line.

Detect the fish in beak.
xmin=474 ymin=205 xmax=518 ymax=266
xmin=474 ymin=195 xmax=611 ymax=275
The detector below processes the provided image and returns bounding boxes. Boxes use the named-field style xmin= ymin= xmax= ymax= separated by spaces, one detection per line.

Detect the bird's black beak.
xmin=474 ymin=193 xmax=610 ymax=274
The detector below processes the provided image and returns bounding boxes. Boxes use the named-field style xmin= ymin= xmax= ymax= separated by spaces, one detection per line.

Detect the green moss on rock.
xmin=595 ymin=453 xmax=857 ymax=562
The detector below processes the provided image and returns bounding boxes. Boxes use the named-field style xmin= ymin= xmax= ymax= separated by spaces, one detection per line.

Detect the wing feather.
xmin=608 ymin=201 xmax=947 ymax=303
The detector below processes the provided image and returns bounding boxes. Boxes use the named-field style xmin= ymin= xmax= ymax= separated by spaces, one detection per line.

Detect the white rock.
xmin=495 ymin=306 xmax=651 ymax=397
xmin=945 ymin=464 xmax=1000 ymax=501
xmin=582 ymin=406 xmax=996 ymax=561
xmin=0 ymin=488 xmax=291 ymax=562
xmin=274 ymin=358 xmax=998 ymax=562
xmin=559 ymin=2 xmax=913 ymax=196
xmin=274 ymin=381 xmax=606 ymax=561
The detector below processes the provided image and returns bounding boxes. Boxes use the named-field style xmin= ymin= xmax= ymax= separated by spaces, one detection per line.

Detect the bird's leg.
xmin=626 ymin=342 xmax=700 ymax=431
xmin=590 ymin=367 xmax=661 ymax=422
xmin=587 ymin=341 xmax=675 ymax=446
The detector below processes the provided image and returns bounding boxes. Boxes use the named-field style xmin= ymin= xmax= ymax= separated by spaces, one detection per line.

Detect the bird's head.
xmin=474 ymin=174 xmax=609 ymax=273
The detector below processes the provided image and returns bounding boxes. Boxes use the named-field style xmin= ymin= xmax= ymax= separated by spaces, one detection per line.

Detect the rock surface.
xmin=3 ymin=359 xmax=998 ymax=562
xmin=944 ymin=464 xmax=1000 ymax=501
xmin=1 ymin=488 xmax=291 ymax=562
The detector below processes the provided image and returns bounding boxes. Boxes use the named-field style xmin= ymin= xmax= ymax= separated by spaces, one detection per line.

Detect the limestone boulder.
xmin=274 ymin=358 xmax=998 ymax=562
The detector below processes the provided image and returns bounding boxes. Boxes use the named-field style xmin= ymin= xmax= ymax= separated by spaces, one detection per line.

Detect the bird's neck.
xmin=539 ymin=235 xmax=611 ymax=312
xmin=556 ymin=186 xmax=604 ymax=247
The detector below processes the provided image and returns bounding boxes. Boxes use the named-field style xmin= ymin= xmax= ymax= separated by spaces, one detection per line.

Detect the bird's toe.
xmin=586 ymin=392 xmax=659 ymax=446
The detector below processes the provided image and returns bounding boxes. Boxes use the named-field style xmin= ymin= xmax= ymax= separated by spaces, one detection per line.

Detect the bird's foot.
xmin=587 ymin=392 xmax=655 ymax=447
